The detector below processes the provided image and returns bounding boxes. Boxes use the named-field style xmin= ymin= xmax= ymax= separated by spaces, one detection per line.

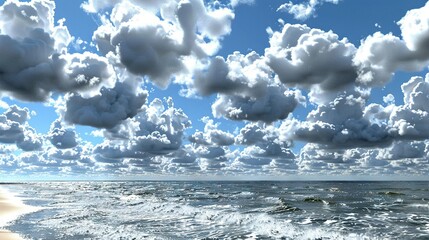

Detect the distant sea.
xmin=4 ymin=181 xmax=429 ymax=239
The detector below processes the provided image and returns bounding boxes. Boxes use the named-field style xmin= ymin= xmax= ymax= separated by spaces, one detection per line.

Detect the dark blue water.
xmin=4 ymin=181 xmax=429 ymax=239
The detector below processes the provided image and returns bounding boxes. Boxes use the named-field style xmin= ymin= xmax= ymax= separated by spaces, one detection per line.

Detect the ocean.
xmin=4 ymin=181 xmax=429 ymax=239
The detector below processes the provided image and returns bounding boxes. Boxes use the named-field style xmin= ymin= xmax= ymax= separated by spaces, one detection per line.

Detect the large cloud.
xmin=399 ymin=1 xmax=429 ymax=53
xmin=266 ymin=24 xmax=357 ymax=99
xmin=0 ymin=0 xmax=115 ymax=101
xmin=232 ymin=122 xmax=297 ymax=172
xmin=0 ymin=0 xmax=56 ymax=39
xmin=189 ymin=117 xmax=234 ymax=146
xmin=284 ymin=90 xmax=392 ymax=149
xmin=0 ymin=114 xmax=25 ymax=144
xmin=0 ymin=27 xmax=62 ymax=101
xmin=212 ymin=86 xmax=301 ymax=123
xmin=0 ymin=105 xmax=42 ymax=151
xmin=47 ymin=119 xmax=78 ymax=149
xmin=4 ymin=105 xmax=29 ymax=124
xmin=93 ymin=97 xmax=191 ymax=166
xmin=195 ymin=51 xmax=304 ymax=123
xmin=16 ymin=127 xmax=43 ymax=151
xmin=376 ymin=140 xmax=426 ymax=161
xmin=91 ymin=0 xmax=234 ymax=89
xmin=389 ymin=74 xmax=429 ymax=139
xmin=353 ymin=33 xmax=428 ymax=87
xmin=354 ymin=2 xmax=429 ymax=87
xmin=60 ymin=52 xmax=115 ymax=93
xmin=195 ymin=52 xmax=274 ymax=98
xmin=127 ymin=98 xmax=191 ymax=154
xmin=291 ymin=73 xmax=429 ymax=173
xmin=64 ymin=81 xmax=147 ymax=129
xmin=188 ymin=118 xmax=234 ymax=171
xmin=108 ymin=7 xmax=189 ymax=88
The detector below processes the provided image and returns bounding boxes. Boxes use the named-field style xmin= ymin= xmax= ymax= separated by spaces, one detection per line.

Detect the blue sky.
xmin=1 ymin=0 xmax=429 ymax=180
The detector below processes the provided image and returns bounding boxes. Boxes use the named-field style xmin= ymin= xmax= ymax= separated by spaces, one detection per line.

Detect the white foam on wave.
xmin=408 ymin=203 xmax=429 ymax=209
xmin=16 ymin=183 xmax=392 ymax=239
xmin=32 ymin=190 xmax=369 ymax=240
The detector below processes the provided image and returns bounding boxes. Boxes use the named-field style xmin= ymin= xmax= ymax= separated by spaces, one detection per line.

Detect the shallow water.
xmin=5 ymin=181 xmax=429 ymax=239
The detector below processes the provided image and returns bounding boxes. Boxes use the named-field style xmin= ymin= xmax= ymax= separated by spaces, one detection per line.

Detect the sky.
xmin=0 ymin=0 xmax=429 ymax=180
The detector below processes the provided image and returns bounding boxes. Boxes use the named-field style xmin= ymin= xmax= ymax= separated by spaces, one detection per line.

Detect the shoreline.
xmin=0 ymin=230 xmax=25 ymax=240
xmin=0 ymin=186 xmax=38 ymax=240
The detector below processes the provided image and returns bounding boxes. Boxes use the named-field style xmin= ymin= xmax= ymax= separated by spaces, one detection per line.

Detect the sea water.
xmin=4 ymin=181 xmax=429 ymax=239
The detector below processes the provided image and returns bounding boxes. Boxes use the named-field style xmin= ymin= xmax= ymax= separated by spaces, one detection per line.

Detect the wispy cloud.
xmin=277 ymin=0 xmax=341 ymax=21
xmin=230 ymin=0 xmax=255 ymax=8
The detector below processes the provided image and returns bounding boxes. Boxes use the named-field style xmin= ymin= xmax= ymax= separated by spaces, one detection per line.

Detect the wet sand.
xmin=0 ymin=186 xmax=36 ymax=240
xmin=0 ymin=230 xmax=25 ymax=240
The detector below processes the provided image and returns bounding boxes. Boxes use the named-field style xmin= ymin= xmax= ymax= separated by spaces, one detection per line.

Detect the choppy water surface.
xmin=5 ymin=181 xmax=429 ymax=239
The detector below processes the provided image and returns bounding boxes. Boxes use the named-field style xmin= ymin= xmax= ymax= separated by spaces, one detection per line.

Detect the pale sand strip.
xmin=0 ymin=230 xmax=25 ymax=240
xmin=0 ymin=186 xmax=38 ymax=240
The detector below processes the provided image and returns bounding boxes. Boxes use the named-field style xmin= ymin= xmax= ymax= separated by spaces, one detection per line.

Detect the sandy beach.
xmin=0 ymin=186 xmax=37 ymax=240
xmin=0 ymin=230 xmax=25 ymax=240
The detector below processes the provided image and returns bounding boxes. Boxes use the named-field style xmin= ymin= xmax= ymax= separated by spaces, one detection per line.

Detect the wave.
xmin=28 ymin=191 xmax=365 ymax=239
xmin=7 ymin=181 xmax=428 ymax=240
